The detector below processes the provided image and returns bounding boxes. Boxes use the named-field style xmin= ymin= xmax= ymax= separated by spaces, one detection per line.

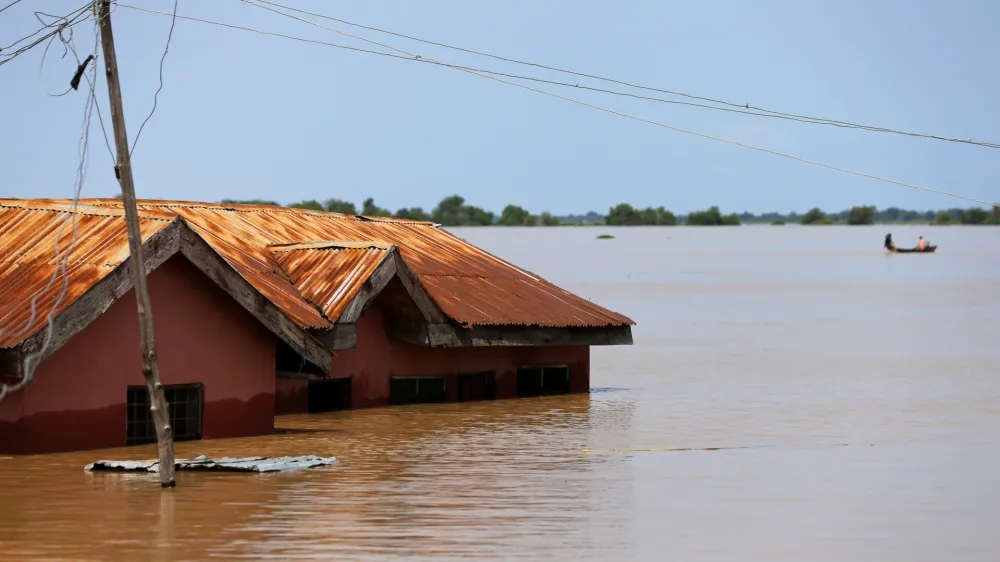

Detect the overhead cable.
xmin=108 ymin=4 xmax=934 ymax=136
xmin=0 ymin=4 xmax=91 ymax=67
xmin=249 ymin=0 xmax=1000 ymax=150
xmin=0 ymin=17 xmax=100 ymax=403
xmin=0 ymin=0 xmax=25 ymax=15
xmin=242 ymin=0 xmax=1000 ymax=208
xmin=130 ymin=0 xmax=179 ymax=157
xmin=48 ymin=12 xmax=117 ymax=166
xmin=119 ymin=3 xmax=999 ymax=208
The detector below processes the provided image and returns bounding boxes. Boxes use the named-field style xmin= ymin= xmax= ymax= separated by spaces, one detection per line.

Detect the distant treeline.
xmin=602 ymin=203 xmax=999 ymax=226
xmin=221 ymin=195 xmax=495 ymax=226
xmin=756 ymin=205 xmax=1000 ymax=226
xmin=217 ymin=196 xmax=999 ymax=227
xmin=220 ymin=195 xmax=559 ymax=226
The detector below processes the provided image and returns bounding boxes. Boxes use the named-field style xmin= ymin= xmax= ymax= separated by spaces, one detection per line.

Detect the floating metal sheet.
xmin=18 ymin=199 xmax=635 ymax=330
xmin=0 ymin=202 xmax=176 ymax=348
xmin=84 ymin=455 xmax=339 ymax=473
xmin=271 ymin=244 xmax=390 ymax=322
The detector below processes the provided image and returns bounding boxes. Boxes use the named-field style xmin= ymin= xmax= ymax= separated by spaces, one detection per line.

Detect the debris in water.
xmin=596 ymin=234 xmax=615 ymax=240
xmin=84 ymin=455 xmax=338 ymax=473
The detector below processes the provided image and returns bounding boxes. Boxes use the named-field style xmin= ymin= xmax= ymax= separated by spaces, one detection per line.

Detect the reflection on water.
xmin=1 ymin=226 xmax=998 ymax=561
xmin=1 ymin=397 xmax=638 ymax=561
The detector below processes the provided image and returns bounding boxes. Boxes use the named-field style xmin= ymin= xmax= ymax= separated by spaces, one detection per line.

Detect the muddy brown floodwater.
xmin=1 ymin=225 xmax=998 ymax=561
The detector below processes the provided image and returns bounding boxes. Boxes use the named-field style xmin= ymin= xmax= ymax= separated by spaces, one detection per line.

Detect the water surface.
xmin=2 ymin=225 xmax=998 ymax=561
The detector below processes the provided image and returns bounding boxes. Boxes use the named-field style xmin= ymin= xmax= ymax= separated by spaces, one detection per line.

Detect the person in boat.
xmin=917 ymin=236 xmax=927 ymax=250
xmin=884 ymin=233 xmax=894 ymax=250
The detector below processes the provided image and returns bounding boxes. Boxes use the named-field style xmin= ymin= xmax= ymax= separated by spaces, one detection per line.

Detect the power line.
xmin=116 ymin=1 xmax=870 ymax=134
xmin=245 ymin=0 xmax=1000 ymax=142
xmin=242 ymin=0 xmax=999 ymax=208
xmin=1 ymin=5 xmax=90 ymax=52
xmin=118 ymin=3 xmax=999 ymax=208
xmin=249 ymin=0 xmax=1000 ymax=151
xmin=33 ymin=5 xmax=115 ymax=164
xmin=0 ymin=4 xmax=91 ymax=68
xmin=0 ymin=0 xmax=25 ymax=14
xmin=106 ymin=2 xmax=1000 ymax=148
xmin=0 ymin=17 xmax=100 ymax=403
xmin=0 ymin=0 xmax=25 ymax=15
xmin=46 ymin=11 xmax=117 ymax=166
xmin=130 ymin=0 xmax=179 ymax=157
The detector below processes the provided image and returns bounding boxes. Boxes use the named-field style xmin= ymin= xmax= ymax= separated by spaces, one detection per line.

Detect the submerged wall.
xmin=0 ymin=257 xmax=277 ymax=455
xmin=276 ymin=301 xmax=590 ymax=414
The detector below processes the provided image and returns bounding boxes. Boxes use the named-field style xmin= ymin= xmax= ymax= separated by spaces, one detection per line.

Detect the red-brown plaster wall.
xmin=276 ymin=302 xmax=590 ymax=412
xmin=0 ymin=257 xmax=277 ymax=455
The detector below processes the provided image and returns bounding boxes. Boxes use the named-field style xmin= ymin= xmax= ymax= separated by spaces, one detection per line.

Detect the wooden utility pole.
xmin=96 ymin=0 xmax=175 ymax=488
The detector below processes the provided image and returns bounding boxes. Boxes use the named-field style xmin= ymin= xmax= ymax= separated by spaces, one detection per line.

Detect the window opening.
xmin=126 ymin=383 xmax=204 ymax=446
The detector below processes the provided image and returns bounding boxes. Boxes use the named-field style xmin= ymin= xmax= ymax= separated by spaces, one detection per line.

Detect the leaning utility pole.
xmin=96 ymin=0 xmax=175 ymax=487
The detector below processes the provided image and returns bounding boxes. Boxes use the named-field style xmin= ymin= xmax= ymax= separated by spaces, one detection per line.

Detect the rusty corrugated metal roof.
xmin=417 ymin=275 xmax=631 ymax=328
xmin=8 ymin=198 xmax=634 ymax=333
xmin=0 ymin=201 xmax=176 ymax=348
xmin=270 ymin=243 xmax=391 ymax=322
xmin=96 ymin=198 xmax=634 ymax=328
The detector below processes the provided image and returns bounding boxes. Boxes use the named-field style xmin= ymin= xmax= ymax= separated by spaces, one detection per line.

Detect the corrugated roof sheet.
xmin=417 ymin=275 xmax=628 ymax=328
xmin=270 ymin=243 xmax=391 ymax=322
xmin=0 ymin=202 xmax=176 ymax=348
xmin=3 ymin=199 xmax=633 ymax=338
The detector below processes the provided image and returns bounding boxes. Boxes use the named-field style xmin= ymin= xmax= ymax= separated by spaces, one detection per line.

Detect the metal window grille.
xmin=516 ymin=366 xmax=570 ymax=397
xmin=390 ymin=376 xmax=446 ymax=405
xmin=126 ymin=383 xmax=204 ymax=446
xmin=457 ymin=371 xmax=495 ymax=401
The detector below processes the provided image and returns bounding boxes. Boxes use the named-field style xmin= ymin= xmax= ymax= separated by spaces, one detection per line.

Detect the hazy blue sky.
xmin=2 ymin=0 xmax=998 ymax=214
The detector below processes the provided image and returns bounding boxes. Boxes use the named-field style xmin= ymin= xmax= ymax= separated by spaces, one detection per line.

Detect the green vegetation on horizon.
xmin=794 ymin=205 xmax=998 ymax=226
xmin=215 ymin=196 xmax=1000 ymax=227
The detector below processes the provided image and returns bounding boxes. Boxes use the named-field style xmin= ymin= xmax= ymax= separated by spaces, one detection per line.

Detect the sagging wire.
xmin=0 ymin=13 xmax=101 ymax=404
xmin=36 ymin=8 xmax=85 ymax=98
xmin=0 ymin=0 xmax=26 ymax=14
xmin=236 ymin=0 xmax=1000 ymax=208
xmin=36 ymin=6 xmax=116 ymax=166
xmin=249 ymin=0 xmax=1000 ymax=151
xmin=130 ymin=0 xmax=179 ymax=157
xmin=0 ymin=3 xmax=91 ymax=68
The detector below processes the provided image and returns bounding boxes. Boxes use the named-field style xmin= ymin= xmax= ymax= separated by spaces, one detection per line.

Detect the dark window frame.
xmin=457 ymin=371 xmax=496 ymax=402
xmin=390 ymin=375 xmax=447 ymax=406
xmin=126 ymin=383 xmax=204 ymax=446
xmin=307 ymin=378 xmax=353 ymax=413
xmin=516 ymin=365 xmax=571 ymax=397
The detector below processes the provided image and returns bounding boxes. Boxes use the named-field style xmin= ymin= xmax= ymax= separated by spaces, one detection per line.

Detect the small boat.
xmin=888 ymin=245 xmax=937 ymax=253
xmin=884 ymin=233 xmax=936 ymax=253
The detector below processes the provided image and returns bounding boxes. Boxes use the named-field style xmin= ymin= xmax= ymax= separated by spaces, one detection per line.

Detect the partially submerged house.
xmin=0 ymin=199 xmax=633 ymax=454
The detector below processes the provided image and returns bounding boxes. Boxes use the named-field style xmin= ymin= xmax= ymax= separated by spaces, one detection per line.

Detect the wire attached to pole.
xmin=130 ymin=0 xmax=179 ymax=157
xmin=236 ymin=0 xmax=1000 ymax=208
xmin=0 ymin=18 xmax=101 ymax=404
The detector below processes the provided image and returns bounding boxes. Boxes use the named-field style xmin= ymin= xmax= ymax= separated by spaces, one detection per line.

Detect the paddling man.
xmin=884 ymin=233 xmax=894 ymax=250
xmin=917 ymin=236 xmax=927 ymax=250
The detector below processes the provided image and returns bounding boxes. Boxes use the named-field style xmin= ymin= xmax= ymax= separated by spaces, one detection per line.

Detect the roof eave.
xmin=1 ymin=219 xmax=333 ymax=380
xmin=386 ymin=319 xmax=633 ymax=348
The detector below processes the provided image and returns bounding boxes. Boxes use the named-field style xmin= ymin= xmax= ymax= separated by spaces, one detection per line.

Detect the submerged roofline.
xmin=386 ymin=317 xmax=633 ymax=348
xmin=310 ymin=249 xmax=634 ymax=350
xmin=1 ymin=220 xmax=331 ymax=383
xmin=310 ymin=250 xmax=447 ymax=349
xmin=5 ymin=198 xmax=635 ymax=332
